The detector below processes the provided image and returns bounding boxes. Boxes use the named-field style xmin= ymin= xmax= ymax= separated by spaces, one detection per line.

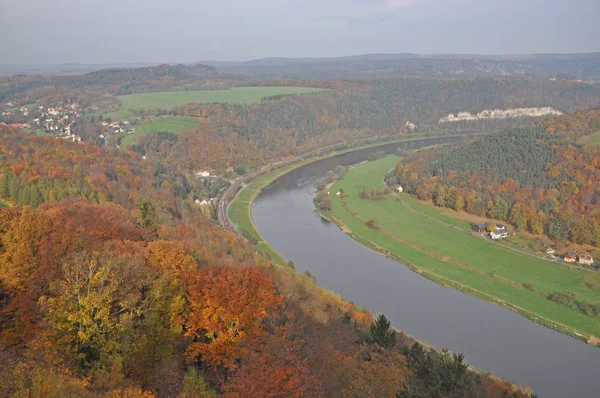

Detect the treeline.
xmin=0 ymin=132 xmax=534 ymax=397
xmin=391 ymin=109 xmax=600 ymax=249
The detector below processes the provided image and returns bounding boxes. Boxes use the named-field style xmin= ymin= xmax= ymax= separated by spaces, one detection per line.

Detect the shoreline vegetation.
xmin=316 ymin=155 xmax=600 ymax=346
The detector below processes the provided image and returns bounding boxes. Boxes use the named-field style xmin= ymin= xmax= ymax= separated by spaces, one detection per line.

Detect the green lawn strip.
xmin=0 ymin=200 xmax=9 ymax=208
xmin=228 ymin=163 xmax=306 ymax=264
xmin=328 ymin=155 xmax=600 ymax=340
xmin=117 ymin=87 xmax=322 ymax=110
xmin=120 ymin=116 xmax=201 ymax=148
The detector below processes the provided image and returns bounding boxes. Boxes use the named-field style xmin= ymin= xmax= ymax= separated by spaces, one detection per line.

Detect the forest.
xmin=392 ymin=108 xmax=600 ymax=249
xmin=0 ymin=126 xmax=537 ymax=397
xmin=164 ymin=77 xmax=600 ymax=172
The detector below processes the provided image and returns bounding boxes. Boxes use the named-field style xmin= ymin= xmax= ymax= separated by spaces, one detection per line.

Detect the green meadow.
xmin=327 ymin=155 xmax=600 ymax=340
xmin=120 ymin=116 xmax=201 ymax=148
xmin=116 ymin=87 xmax=321 ymax=110
xmin=579 ymin=131 xmax=600 ymax=145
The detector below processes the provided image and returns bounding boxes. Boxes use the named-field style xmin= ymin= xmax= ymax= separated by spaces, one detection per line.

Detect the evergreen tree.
xmin=369 ymin=314 xmax=396 ymax=348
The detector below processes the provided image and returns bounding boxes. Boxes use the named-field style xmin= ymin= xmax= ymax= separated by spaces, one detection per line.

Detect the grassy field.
xmin=116 ymin=87 xmax=321 ymax=110
xmin=579 ymin=131 xmax=600 ymax=145
xmin=120 ymin=116 xmax=201 ymax=148
xmin=0 ymin=200 xmax=9 ymax=208
xmin=327 ymin=155 xmax=600 ymax=340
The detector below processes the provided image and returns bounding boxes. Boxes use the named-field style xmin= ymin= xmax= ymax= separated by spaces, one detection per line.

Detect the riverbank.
xmin=226 ymin=135 xmax=463 ymax=265
xmin=321 ymin=155 xmax=600 ymax=345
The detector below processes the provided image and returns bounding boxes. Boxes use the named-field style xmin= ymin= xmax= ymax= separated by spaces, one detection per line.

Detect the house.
xmin=9 ymin=123 xmax=24 ymax=129
xmin=578 ymin=253 xmax=594 ymax=266
xmin=546 ymin=247 xmax=555 ymax=255
xmin=564 ymin=252 xmax=577 ymax=263
xmin=396 ymin=185 xmax=403 ymax=193
xmin=474 ymin=223 xmax=488 ymax=233
xmin=227 ymin=166 xmax=234 ymax=173
xmin=195 ymin=170 xmax=210 ymax=177
xmin=490 ymin=225 xmax=508 ymax=240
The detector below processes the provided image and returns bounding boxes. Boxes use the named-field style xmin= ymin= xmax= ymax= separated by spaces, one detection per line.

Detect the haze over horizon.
xmin=2 ymin=0 xmax=599 ymax=65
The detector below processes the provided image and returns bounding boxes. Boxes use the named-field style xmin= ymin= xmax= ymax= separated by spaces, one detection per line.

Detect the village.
xmin=0 ymin=101 xmax=83 ymax=142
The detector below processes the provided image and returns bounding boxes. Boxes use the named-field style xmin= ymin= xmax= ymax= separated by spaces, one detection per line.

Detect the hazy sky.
xmin=2 ymin=0 xmax=599 ymax=64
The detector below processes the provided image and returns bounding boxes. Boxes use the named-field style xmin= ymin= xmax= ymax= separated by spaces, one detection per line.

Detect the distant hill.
xmin=0 ymin=62 xmax=160 ymax=77
xmin=201 ymin=53 xmax=600 ymax=80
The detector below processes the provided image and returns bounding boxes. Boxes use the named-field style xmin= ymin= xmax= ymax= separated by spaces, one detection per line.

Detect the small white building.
xmin=396 ymin=185 xmax=404 ymax=193
xmin=195 ymin=170 xmax=210 ymax=177
xmin=490 ymin=226 xmax=508 ymax=240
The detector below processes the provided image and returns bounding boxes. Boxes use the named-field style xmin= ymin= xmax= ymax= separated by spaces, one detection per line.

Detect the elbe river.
xmin=249 ymin=138 xmax=600 ymax=398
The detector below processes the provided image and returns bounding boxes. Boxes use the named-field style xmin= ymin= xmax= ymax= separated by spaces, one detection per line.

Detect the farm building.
xmin=490 ymin=225 xmax=508 ymax=240
xmin=578 ymin=253 xmax=594 ymax=265
xmin=546 ymin=247 xmax=555 ymax=254
xmin=474 ymin=223 xmax=488 ymax=233
xmin=564 ymin=252 xmax=577 ymax=263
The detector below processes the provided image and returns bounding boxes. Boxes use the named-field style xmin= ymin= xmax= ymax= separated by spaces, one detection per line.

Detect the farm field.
xmin=327 ymin=155 xmax=600 ymax=340
xmin=120 ymin=116 xmax=201 ymax=147
xmin=116 ymin=87 xmax=321 ymax=110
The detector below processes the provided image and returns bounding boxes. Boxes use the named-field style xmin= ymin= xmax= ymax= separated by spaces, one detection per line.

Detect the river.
xmin=250 ymin=139 xmax=600 ymax=398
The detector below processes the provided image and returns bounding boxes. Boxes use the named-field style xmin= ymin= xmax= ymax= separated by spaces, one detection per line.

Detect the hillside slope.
xmin=393 ymin=109 xmax=600 ymax=247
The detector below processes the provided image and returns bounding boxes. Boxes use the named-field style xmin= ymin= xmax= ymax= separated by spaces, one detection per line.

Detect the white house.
xmin=396 ymin=185 xmax=404 ymax=193
xmin=195 ymin=171 xmax=210 ymax=177
xmin=490 ymin=225 xmax=508 ymax=240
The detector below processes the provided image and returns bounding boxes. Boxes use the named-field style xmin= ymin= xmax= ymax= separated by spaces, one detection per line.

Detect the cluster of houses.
xmin=101 ymin=120 xmax=135 ymax=136
xmin=195 ymin=198 xmax=215 ymax=206
xmin=474 ymin=222 xmax=509 ymax=240
xmin=1 ymin=102 xmax=83 ymax=142
xmin=563 ymin=252 xmax=594 ymax=266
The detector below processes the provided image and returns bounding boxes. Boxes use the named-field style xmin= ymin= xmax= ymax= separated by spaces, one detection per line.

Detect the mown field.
xmin=120 ymin=116 xmax=201 ymax=148
xmin=328 ymin=155 xmax=600 ymax=339
xmin=116 ymin=87 xmax=321 ymax=110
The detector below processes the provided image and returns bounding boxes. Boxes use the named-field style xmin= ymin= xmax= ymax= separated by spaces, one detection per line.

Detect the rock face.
xmin=439 ymin=107 xmax=563 ymax=124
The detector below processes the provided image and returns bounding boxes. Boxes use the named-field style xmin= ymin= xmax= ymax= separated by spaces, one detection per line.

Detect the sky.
xmin=1 ymin=0 xmax=599 ymax=64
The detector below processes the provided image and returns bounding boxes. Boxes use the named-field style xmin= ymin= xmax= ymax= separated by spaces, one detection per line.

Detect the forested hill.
xmin=423 ymin=126 xmax=558 ymax=187
xmin=0 ymin=131 xmax=535 ymax=397
xmin=393 ymin=108 xmax=600 ymax=247
xmin=166 ymin=77 xmax=600 ymax=172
